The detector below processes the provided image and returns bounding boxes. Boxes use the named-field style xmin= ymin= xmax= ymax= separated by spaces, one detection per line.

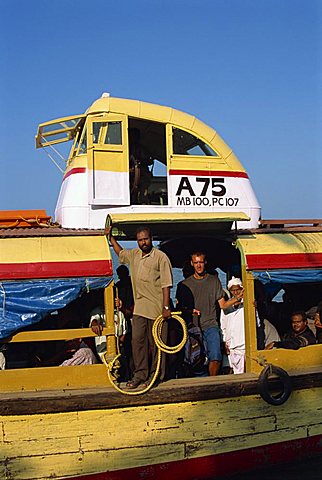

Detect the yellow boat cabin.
xmin=35 ymin=94 xmax=260 ymax=230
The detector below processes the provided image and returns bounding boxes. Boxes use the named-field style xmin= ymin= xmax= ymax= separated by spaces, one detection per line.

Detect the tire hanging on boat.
xmin=258 ymin=364 xmax=292 ymax=406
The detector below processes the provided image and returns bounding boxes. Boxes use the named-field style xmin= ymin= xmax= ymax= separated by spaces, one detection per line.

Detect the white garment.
xmin=229 ymin=350 xmax=245 ymax=374
xmin=0 ymin=351 xmax=5 ymax=370
xmin=89 ymin=307 xmax=127 ymax=359
xmin=60 ymin=341 xmax=97 ymax=366
xmin=264 ymin=319 xmax=280 ymax=346
xmin=227 ymin=277 xmax=243 ymax=290
xmin=89 ymin=307 xmax=107 ymax=358
xmin=220 ymin=303 xmax=245 ymax=374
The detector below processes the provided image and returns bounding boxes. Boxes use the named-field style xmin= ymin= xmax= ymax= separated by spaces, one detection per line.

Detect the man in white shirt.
xmin=220 ymin=277 xmax=245 ymax=374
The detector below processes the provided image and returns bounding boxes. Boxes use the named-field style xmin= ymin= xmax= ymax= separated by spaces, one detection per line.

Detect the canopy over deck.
xmin=107 ymin=211 xmax=249 ymax=240
xmin=0 ymin=228 xmax=113 ymax=339
xmin=236 ymin=231 xmax=322 ymax=270
xmin=0 ymin=233 xmax=112 ymax=281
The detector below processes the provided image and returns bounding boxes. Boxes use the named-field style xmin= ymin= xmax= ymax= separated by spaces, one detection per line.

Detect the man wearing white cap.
xmin=220 ymin=277 xmax=245 ymax=374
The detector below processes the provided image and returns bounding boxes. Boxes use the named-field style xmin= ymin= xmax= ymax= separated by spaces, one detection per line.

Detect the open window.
xmin=172 ymin=128 xmax=219 ymax=157
xmin=36 ymin=115 xmax=86 ymax=149
xmin=253 ymin=269 xmax=322 ymax=344
xmin=128 ymin=118 xmax=167 ymax=205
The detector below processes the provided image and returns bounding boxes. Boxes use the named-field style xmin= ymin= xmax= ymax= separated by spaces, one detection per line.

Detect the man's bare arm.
xmin=218 ymin=293 xmax=243 ymax=310
xmin=162 ymin=286 xmax=171 ymax=318
xmin=104 ymin=226 xmax=123 ymax=257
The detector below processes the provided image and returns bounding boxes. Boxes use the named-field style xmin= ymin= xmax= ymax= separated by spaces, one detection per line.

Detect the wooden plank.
xmin=4 ymin=327 xmax=109 ymax=343
xmin=0 ymin=364 xmax=112 ymax=394
xmin=4 ymin=443 xmax=186 ymax=480
xmin=185 ymin=425 xmax=309 ymax=459
xmin=0 ymin=369 xmax=322 ymax=416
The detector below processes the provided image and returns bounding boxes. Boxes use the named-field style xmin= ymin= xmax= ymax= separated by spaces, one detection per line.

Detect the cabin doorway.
xmin=128 ymin=118 xmax=167 ymax=206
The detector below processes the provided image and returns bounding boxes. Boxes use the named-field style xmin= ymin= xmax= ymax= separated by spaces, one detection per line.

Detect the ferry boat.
xmin=0 ymin=95 xmax=321 ymax=480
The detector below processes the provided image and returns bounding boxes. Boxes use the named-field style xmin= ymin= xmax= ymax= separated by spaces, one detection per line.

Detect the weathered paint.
xmin=237 ymin=232 xmax=322 ymax=269
xmin=0 ymin=235 xmax=113 ymax=280
xmin=1 ymin=388 xmax=321 ymax=479
xmin=62 ymin=435 xmax=322 ymax=480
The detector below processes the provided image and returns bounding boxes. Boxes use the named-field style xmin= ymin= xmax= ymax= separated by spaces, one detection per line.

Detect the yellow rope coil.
xmin=102 ymin=312 xmax=187 ymax=396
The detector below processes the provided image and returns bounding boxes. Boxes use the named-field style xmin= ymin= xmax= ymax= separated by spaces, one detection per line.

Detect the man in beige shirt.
xmin=105 ymin=225 xmax=173 ymax=389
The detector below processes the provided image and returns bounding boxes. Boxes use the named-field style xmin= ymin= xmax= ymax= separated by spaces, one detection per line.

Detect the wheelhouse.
xmin=36 ymin=94 xmax=261 ymax=229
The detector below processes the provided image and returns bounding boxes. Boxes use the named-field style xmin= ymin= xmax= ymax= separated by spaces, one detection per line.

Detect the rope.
xmin=1 ymin=216 xmax=51 ymax=228
xmin=102 ymin=312 xmax=187 ymax=396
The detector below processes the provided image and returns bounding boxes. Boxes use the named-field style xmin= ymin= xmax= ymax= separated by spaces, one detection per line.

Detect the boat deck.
xmin=1 ymin=367 xmax=321 ymax=416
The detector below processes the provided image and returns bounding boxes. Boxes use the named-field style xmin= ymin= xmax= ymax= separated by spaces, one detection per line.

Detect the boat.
xmin=0 ymin=95 xmax=321 ymax=480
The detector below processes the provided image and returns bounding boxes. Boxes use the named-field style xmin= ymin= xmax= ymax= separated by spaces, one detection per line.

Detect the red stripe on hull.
xmin=169 ymin=169 xmax=249 ymax=179
xmin=63 ymin=167 xmax=86 ymax=181
xmin=65 ymin=434 xmax=322 ymax=480
xmin=246 ymin=252 xmax=322 ymax=269
xmin=0 ymin=259 xmax=113 ymax=280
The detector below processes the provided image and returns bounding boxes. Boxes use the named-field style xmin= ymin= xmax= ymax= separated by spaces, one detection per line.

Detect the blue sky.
xmin=1 ymin=0 xmax=321 ymax=220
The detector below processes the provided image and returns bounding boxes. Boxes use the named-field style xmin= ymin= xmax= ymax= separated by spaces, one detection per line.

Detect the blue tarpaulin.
xmin=0 ymin=277 xmax=112 ymax=340
xmin=253 ymin=269 xmax=322 ymax=285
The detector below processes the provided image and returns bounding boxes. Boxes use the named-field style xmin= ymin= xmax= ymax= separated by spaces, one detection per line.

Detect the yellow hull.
xmin=1 ymin=376 xmax=322 ymax=480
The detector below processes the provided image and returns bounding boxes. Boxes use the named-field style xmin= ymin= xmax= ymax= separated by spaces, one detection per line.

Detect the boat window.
xmin=173 ymin=127 xmax=218 ymax=156
xmin=92 ymin=121 xmax=122 ymax=145
xmin=42 ymin=119 xmax=78 ymax=134
xmin=128 ymin=118 xmax=167 ymax=206
xmin=254 ymin=272 xmax=322 ymax=348
xmin=73 ymin=125 xmax=87 ymax=156
xmin=37 ymin=117 xmax=84 ymax=147
xmin=79 ymin=128 xmax=87 ymax=154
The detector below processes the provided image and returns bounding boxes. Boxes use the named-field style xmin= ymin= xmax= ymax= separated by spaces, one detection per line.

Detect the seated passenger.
xmin=35 ymin=338 xmax=97 ymax=367
xmin=60 ymin=339 xmax=97 ymax=366
xmin=314 ymin=301 xmax=322 ymax=344
xmin=89 ymin=297 xmax=127 ymax=360
xmin=89 ymin=297 xmax=131 ymax=381
xmin=265 ymin=311 xmax=316 ymax=350
xmin=263 ymin=319 xmax=281 ymax=347
xmin=129 ymin=128 xmax=153 ymax=204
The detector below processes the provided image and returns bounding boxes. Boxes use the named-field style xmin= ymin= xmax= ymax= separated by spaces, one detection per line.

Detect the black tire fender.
xmin=258 ymin=364 xmax=292 ymax=406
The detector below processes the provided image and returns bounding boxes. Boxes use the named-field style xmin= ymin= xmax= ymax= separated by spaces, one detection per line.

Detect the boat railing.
xmin=3 ymin=327 xmax=110 ymax=344
xmin=260 ymin=219 xmax=322 ymax=229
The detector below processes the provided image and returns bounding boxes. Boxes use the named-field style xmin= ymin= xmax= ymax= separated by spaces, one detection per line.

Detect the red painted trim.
xmin=63 ymin=168 xmax=248 ymax=180
xmin=246 ymin=252 xmax=322 ymax=270
xmin=65 ymin=433 xmax=322 ymax=480
xmin=169 ymin=169 xmax=249 ymax=178
xmin=0 ymin=259 xmax=113 ymax=280
xmin=63 ymin=167 xmax=87 ymax=181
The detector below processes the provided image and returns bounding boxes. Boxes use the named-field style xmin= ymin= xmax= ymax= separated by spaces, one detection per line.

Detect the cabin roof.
xmin=85 ymin=95 xmax=235 ymax=159
xmin=236 ymin=231 xmax=322 ymax=270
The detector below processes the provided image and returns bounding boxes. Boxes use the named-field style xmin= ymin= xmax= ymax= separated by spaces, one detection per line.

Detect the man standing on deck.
xmin=220 ymin=278 xmax=246 ymax=374
xmin=183 ymin=252 xmax=243 ymax=376
xmin=105 ymin=225 xmax=173 ymax=389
